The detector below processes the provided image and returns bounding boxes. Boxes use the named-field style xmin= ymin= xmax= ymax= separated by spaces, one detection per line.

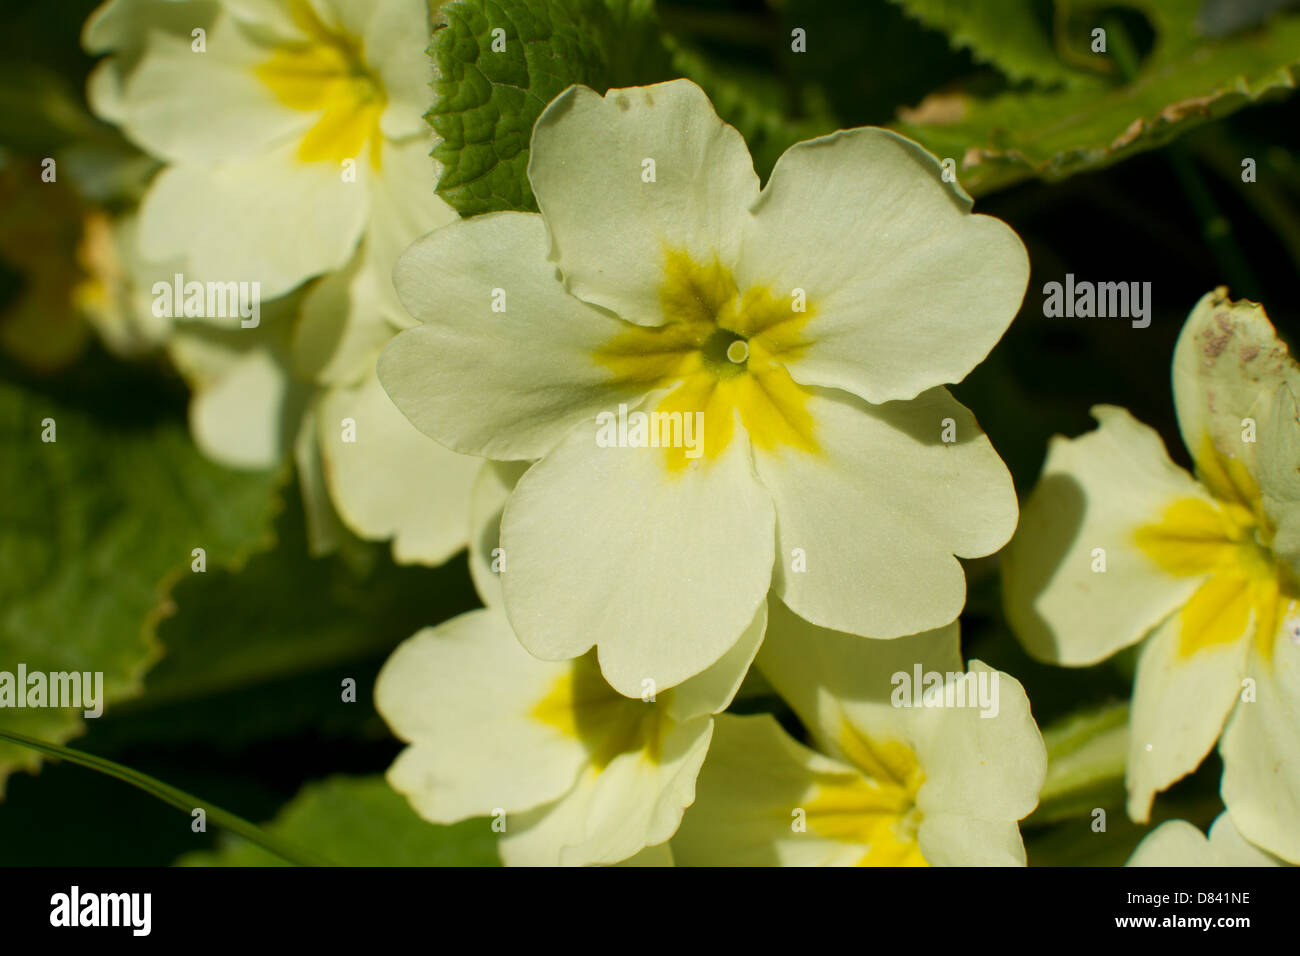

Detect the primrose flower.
xmin=84 ymin=0 xmax=479 ymax=564
xmin=1128 ymin=813 xmax=1288 ymax=867
xmin=374 ymin=603 xmax=765 ymax=866
xmin=1003 ymin=289 xmax=1300 ymax=863
xmin=669 ymin=598 xmax=1046 ymax=865
xmin=86 ymin=0 xmax=445 ymax=308
xmin=381 ymin=79 xmax=1027 ymax=696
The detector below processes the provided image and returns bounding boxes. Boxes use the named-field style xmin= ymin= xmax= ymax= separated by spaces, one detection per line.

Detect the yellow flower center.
xmin=594 ymin=247 xmax=818 ymax=471
xmin=255 ymin=0 xmax=386 ymax=168
xmin=1135 ymin=436 xmax=1298 ymax=662
xmin=530 ymin=654 xmax=670 ymax=769
xmin=802 ymin=720 xmax=927 ymax=866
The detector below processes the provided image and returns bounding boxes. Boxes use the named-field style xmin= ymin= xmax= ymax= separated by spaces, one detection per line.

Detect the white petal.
xmin=910 ymin=661 xmax=1046 ymax=866
xmin=186 ymin=342 xmax=300 ymax=468
xmin=139 ymin=146 xmax=367 ymax=299
xmin=758 ymin=606 xmax=1044 ymax=866
xmin=665 ymin=600 xmax=767 ymax=722
xmin=317 ymin=366 xmax=479 ymax=565
xmin=84 ymin=0 xmax=207 ymax=55
xmin=361 ymin=132 xmax=458 ymax=327
xmin=758 ymin=386 xmax=1016 ymax=639
xmin=672 ymin=714 xmax=881 ymax=866
xmin=500 ymin=421 xmax=775 ymax=697
xmin=757 ymin=595 xmax=962 ymax=760
xmin=528 ymin=80 xmax=759 ymax=326
xmin=377 ymin=610 xmax=589 ymax=823
xmin=1221 ymin=626 xmax=1300 ymax=863
xmin=382 ymin=212 xmax=638 ymax=460
xmin=362 ymin=0 xmax=435 ymax=139
xmin=1126 ymin=612 xmax=1248 ymax=822
xmin=554 ymin=720 xmax=714 ymax=867
xmin=1128 ymin=813 xmax=1287 ymax=866
xmin=916 ymin=816 xmax=1028 ymax=867
xmin=1171 ymin=288 xmax=1300 ymax=480
xmin=1004 ymin=405 xmax=1214 ymax=665
xmin=292 ymin=249 xmax=394 ymax=387
xmin=738 ymin=127 xmax=1027 ymax=404
xmin=117 ymin=13 xmax=309 ymax=164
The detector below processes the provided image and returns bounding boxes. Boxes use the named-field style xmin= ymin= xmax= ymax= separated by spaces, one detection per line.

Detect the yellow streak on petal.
xmin=734 ymin=365 xmax=818 ymax=454
xmin=1136 ymin=484 xmax=1295 ymax=661
xmin=255 ymin=0 xmax=385 ymax=167
xmin=731 ymin=285 xmax=813 ymax=359
xmin=655 ymin=370 xmax=738 ymax=464
xmin=1134 ymin=497 xmax=1247 ymax=577
xmin=593 ymin=320 xmax=705 ymax=389
xmin=803 ymin=721 xmax=927 ymax=866
xmin=1177 ymin=570 xmax=1256 ymax=656
xmin=592 ymin=246 xmax=818 ymax=472
xmin=530 ymin=654 xmax=667 ymax=769
xmin=838 ymin=716 xmax=922 ymax=789
xmin=1193 ymin=434 xmax=1269 ymax=528
xmin=1250 ymin=572 xmax=1298 ymax=664
xmin=1252 ymin=575 xmax=1280 ymax=663
xmin=660 ymin=248 xmax=738 ymax=330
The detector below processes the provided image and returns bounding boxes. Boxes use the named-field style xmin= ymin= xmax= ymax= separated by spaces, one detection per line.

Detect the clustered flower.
xmin=84 ymin=0 xmax=478 ymax=564
xmin=1005 ymin=288 xmax=1300 ymax=865
xmin=82 ymin=0 xmax=1299 ymax=865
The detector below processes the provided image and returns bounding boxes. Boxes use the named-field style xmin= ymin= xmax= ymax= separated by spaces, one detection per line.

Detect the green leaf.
xmin=1029 ymin=701 xmax=1129 ymax=825
xmin=0 ymin=373 xmax=283 ymax=790
xmin=886 ymin=0 xmax=1083 ymax=86
xmin=428 ymin=0 xmax=853 ymax=208
xmin=179 ymin=775 xmax=501 ymax=866
xmin=137 ymin=506 xmax=478 ymax=713
xmin=75 ymin=474 xmax=480 ymax=756
xmin=429 ymin=0 xmax=674 ymax=215
xmin=895 ymin=1 xmax=1300 ymax=195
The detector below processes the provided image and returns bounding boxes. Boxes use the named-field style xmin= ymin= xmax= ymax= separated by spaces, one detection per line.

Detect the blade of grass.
xmin=0 ymin=728 xmax=331 ymax=867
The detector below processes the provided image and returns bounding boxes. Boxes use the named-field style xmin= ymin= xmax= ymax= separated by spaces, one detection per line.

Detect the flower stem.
xmin=0 ymin=728 xmax=330 ymax=866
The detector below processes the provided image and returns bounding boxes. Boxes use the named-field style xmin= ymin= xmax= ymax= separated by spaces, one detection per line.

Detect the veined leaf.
xmin=0 ymin=372 xmax=282 ymax=790
xmin=896 ymin=0 xmax=1300 ymax=195
xmin=429 ymin=0 xmax=673 ymax=215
